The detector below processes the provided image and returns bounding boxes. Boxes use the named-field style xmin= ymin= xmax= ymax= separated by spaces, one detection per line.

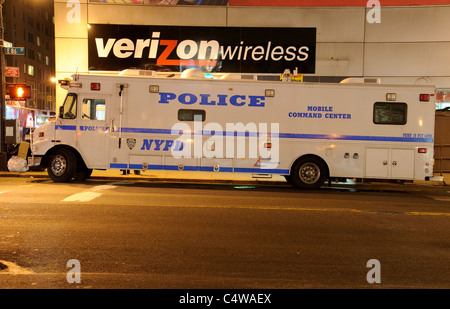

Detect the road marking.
xmin=90 ymin=202 xmax=450 ymax=217
xmin=408 ymin=211 xmax=450 ymax=217
xmin=62 ymin=191 xmax=102 ymax=202
xmin=91 ymin=184 xmax=117 ymax=191
xmin=427 ymin=196 xmax=450 ymax=202
xmin=62 ymin=184 xmax=117 ymax=202
xmin=0 ymin=260 xmax=35 ymax=275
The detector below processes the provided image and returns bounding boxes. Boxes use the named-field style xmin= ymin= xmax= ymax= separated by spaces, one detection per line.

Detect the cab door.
xmin=76 ymin=95 xmax=110 ymax=168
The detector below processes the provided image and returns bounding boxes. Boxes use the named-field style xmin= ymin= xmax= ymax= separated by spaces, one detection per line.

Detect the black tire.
xmin=74 ymin=168 xmax=93 ymax=180
xmin=290 ymin=156 xmax=327 ymax=189
xmin=284 ymin=175 xmax=295 ymax=186
xmin=47 ymin=148 xmax=77 ymax=183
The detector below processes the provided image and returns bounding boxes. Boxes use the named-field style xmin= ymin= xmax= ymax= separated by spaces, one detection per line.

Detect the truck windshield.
xmin=61 ymin=93 xmax=77 ymax=119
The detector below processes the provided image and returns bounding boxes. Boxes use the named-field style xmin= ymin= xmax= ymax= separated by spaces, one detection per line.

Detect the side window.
xmin=61 ymin=93 xmax=77 ymax=119
xmin=82 ymin=99 xmax=106 ymax=121
xmin=373 ymin=102 xmax=407 ymax=125
xmin=178 ymin=109 xmax=206 ymax=122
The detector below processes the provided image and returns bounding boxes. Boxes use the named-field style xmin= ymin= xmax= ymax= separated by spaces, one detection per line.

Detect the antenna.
xmin=74 ymin=66 xmax=79 ymax=81
xmin=415 ymin=76 xmax=434 ymax=86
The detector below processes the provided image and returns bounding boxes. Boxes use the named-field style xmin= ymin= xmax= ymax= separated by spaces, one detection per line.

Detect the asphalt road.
xmin=0 ymin=176 xmax=449 ymax=292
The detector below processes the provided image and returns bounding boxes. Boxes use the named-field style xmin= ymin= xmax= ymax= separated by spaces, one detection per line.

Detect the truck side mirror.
xmin=59 ymin=106 xmax=64 ymax=119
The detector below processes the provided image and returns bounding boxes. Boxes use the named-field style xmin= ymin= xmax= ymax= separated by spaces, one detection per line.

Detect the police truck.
xmin=30 ymin=69 xmax=436 ymax=189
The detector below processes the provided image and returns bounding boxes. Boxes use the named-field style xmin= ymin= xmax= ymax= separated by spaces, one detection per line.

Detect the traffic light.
xmin=8 ymin=84 xmax=31 ymax=100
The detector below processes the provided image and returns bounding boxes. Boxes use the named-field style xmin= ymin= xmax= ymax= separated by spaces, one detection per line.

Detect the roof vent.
xmin=119 ymin=69 xmax=156 ymax=77
xmin=181 ymin=69 xmax=205 ymax=79
xmin=340 ymin=77 xmax=381 ymax=84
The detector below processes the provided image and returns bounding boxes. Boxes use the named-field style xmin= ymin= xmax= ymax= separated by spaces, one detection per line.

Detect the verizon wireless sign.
xmin=88 ymin=24 xmax=316 ymax=74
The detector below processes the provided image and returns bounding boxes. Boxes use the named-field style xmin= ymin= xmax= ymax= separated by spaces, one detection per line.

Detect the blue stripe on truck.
xmin=57 ymin=126 xmax=433 ymax=143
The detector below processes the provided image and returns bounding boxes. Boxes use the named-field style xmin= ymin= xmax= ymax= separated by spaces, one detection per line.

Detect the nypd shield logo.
xmin=127 ymin=138 xmax=136 ymax=150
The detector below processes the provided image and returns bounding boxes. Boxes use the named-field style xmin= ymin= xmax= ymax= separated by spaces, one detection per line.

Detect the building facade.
xmin=3 ymin=0 xmax=56 ymax=125
xmin=54 ymin=0 xmax=450 ymax=110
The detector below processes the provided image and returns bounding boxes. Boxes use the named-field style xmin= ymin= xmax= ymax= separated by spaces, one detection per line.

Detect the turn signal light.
xmin=91 ymin=83 xmax=101 ymax=91
xmin=418 ymin=148 xmax=427 ymax=153
xmin=419 ymin=94 xmax=430 ymax=102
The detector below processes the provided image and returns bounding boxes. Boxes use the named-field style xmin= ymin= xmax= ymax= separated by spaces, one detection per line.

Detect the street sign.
xmin=5 ymin=66 xmax=19 ymax=77
xmin=4 ymin=47 xmax=25 ymax=55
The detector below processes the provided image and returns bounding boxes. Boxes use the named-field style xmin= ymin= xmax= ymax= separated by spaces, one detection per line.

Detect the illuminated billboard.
xmin=88 ymin=0 xmax=229 ymax=5
xmin=228 ymin=0 xmax=450 ymax=6
xmin=88 ymin=24 xmax=316 ymax=73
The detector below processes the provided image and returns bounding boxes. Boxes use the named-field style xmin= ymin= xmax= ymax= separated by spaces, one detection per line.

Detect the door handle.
xmin=382 ymin=160 xmax=388 ymax=165
xmin=392 ymin=161 xmax=397 ymax=166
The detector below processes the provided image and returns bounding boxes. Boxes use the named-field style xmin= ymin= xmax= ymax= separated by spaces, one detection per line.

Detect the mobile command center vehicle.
xmin=30 ymin=69 xmax=436 ymax=189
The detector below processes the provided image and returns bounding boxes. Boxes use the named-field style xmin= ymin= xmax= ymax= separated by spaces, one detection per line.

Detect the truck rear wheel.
xmin=291 ymin=156 xmax=327 ymax=189
xmin=47 ymin=148 xmax=77 ymax=182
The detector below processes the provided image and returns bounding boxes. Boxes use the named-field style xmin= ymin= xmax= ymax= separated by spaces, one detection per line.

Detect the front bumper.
xmin=28 ymin=156 xmax=42 ymax=167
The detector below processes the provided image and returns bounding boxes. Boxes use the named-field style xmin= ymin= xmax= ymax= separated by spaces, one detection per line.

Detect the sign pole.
xmin=0 ymin=0 xmax=7 ymax=171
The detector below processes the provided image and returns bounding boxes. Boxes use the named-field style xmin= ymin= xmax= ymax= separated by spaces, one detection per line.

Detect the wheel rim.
xmin=299 ymin=162 xmax=320 ymax=184
xmin=50 ymin=154 xmax=67 ymax=177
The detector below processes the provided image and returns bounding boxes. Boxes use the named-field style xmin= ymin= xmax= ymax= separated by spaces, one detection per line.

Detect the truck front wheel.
xmin=47 ymin=148 xmax=77 ymax=182
xmin=74 ymin=167 xmax=93 ymax=180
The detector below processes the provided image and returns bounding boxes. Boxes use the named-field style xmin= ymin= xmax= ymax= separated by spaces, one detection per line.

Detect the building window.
xmin=28 ymin=32 xmax=34 ymax=43
xmin=27 ymin=16 xmax=34 ymax=27
xmin=373 ymin=102 xmax=407 ymax=125
xmin=436 ymin=89 xmax=450 ymax=110
xmin=28 ymin=65 xmax=35 ymax=76
xmin=28 ymin=49 xmax=35 ymax=60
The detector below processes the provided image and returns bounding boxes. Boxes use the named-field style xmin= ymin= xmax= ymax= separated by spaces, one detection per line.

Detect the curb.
xmin=0 ymin=171 xmax=289 ymax=186
xmin=1 ymin=171 xmax=447 ymax=188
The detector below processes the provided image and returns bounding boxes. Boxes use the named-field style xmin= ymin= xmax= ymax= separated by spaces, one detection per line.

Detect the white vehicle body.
xmin=31 ymin=70 xmax=436 ymax=189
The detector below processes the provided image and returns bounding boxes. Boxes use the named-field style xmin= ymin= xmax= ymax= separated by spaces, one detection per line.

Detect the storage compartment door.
xmin=391 ymin=149 xmax=414 ymax=179
xmin=365 ymin=148 xmax=389 ymax=178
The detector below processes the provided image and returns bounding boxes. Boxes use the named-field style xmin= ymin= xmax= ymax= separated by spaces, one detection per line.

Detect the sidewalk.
xmin=0 ymin=168 xmax=289 ymax=186
xmin=0 ymin=168 xmax=447 ymax=187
